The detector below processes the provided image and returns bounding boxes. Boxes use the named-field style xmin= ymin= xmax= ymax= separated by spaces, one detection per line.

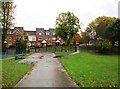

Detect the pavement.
xmin=15 ymin=52 xmax=79 ymax=87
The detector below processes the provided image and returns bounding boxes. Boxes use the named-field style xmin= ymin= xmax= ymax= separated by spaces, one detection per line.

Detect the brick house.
xmin=6 ymin=27 xmax=63 ymax=48
xmin=36 ymin=28 xmax=45 ymax=47
xmin=35 ymin=28 xmax=63 ymax=46
xmin=24 ymin=31 xmax=36 ymax=47
xmin=6 ymin=27 xmax=24 ymax=48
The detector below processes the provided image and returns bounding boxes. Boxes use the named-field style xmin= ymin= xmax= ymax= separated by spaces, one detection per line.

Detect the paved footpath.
xmin=15 ymin=52 xmax=79 ymax=87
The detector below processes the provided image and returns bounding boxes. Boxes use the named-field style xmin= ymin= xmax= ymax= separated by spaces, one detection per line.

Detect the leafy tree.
xmin=0 ymin=1 xmax=16 ymax=52
xmin=80 ymin=32 xmax=89 ymax=45
xmin=15 ymin=38 xmax=25 ymax=53
xmin=55 ymin=11 xmax=81 ymax=45
xmin=23 ymin=32 xmax=29 ymax=44
xmin=85 ymin=16 xmax=117 ymax=48
xmin=16 ymin=33 xmax=29 ymax=53
xmin=106 ymin=19 xmax=120 ymax=47
xmin=94 ymin=16 xmax=116 ymax=39
xmin=86 ymin=21 xmax=96 ymax=32
xmin=72 ymin=33 xmax=81 ymax=43
xmin=86 ymin=16 xmax=116 ymax=39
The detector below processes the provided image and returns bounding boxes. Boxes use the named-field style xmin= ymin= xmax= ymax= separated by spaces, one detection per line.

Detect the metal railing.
xmin=29 ymin=45 xmax=76 ymax=52
xmin=1 ymin=52 xmax=15 ymax=59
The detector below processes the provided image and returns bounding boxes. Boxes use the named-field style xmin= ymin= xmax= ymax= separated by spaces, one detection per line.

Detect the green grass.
xmin=24 ymin=52 xmax=34 ymax=56
xmin=25 ymin=52 xmax=34 ymax=56
xmin=55 ymin=52 xmax=73 ymax=57
xmin=15 ymin=52 xmax=34 ymax=57
xmin=0 ymin=60 xmax=2 ymax=85
xmin=56 ymin=52 xmax=118 ymax=87
xmin=2 ymin=60 xmax=32 ymax=87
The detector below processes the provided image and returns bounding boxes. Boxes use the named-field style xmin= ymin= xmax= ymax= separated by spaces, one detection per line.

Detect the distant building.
xmin=25 ymin=31 xmax=36 ymax=46
xmin=6 ymin=27 xmax=24 ymax=48
xmin=6 ymin=27 xmax=63 ymax=48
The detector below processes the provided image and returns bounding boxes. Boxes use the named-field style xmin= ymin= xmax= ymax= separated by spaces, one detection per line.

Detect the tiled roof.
xmin=25 ymin=31 xmax=36 ymax=35
xmin=14 ymin=27 xmax=24 ymax=33
xmin=7 ymin=27 xmax=55 ymax=36
xmin=36 ymin=28 xmax=45 ymax=34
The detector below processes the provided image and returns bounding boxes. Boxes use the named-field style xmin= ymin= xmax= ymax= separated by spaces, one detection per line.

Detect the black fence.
xmin=1 ymin=48 xmax=16 ymax=59
xmin=2 ymin=52 xmax=15 ymax=59
xmin=29 ymin=45 xmax=76 ymax=52
xmin=1 ymin=45 xmax=77 ymax=59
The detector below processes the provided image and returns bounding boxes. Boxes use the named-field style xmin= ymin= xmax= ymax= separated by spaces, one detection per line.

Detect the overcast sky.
xmin=14 ymin=0 xmax=119 ymax=31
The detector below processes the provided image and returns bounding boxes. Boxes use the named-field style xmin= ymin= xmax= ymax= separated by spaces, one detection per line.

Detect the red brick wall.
xmin=6 ymin=31 xmax=23 ymax=48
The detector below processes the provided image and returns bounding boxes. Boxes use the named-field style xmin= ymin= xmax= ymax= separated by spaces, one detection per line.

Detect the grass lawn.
xmin=16 ymin=52 xmax=34 ymax=57
xmin=1 ymin=59 xmax=32 ymax=87
xmin=24 ymin=52 xmax=35 ymax=56
xmin=55 ymin=52 xmax=73 ymax=57
xmin=55 ymin=52 xmax=119 ymax=87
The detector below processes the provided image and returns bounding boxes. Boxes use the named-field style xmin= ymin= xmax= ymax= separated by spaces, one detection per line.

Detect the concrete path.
xmin=15 ymin=52 xmax=79 ymax=87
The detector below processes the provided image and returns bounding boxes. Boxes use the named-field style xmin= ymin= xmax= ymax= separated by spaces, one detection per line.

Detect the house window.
xmin=49 ymin=38 xmax=51 ymax=40
xmin=8 ymin=42 xmax=12 ymax=45
xmin=7 ymin=30 xmax=12 ymax=34
xmin=38 ymin=38 xmax=42 ymax=41
xmin=46 ymin=31 xmax=49 ymax=35
xmin=31 ymin=42 xmax=35 ymax=46
xmin=8 ymin=37 xmax=12 ymax=40
xmin=16 ymin=36 xmax=19 ymax=40
xmin=52 ymin=37 xmax=56 ymax=40
xmin=32 ymin=37 xmax=35 ymax=41
xmin=38 ymin=42 xmax=41 ymax=45
xmin=16 ymin=31 xmax=19 ymax=35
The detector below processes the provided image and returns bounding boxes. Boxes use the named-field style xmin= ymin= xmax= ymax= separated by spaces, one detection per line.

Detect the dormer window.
xmin=7 ymin=30 xmax=12 ymax=34
xmin=46 ymin=31 xmax=49 ymax=35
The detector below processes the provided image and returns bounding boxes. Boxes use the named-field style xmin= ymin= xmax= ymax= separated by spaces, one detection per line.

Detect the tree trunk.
xmin=111 ymin=41 xmax=115 ymax=47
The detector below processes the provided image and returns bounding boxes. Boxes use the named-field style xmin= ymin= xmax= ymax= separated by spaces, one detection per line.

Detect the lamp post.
xmin=56 ymin=40 xmax=60 ymax=51
xmin=27 ymin=42 xmax=31 ymax=53
xmin=4 ymin=41 xmax=7 ymax=52
xmin=74 ymin=41 xmax=77 ymax=52
xmin=23 ymin=38 xmax=28 ymax=53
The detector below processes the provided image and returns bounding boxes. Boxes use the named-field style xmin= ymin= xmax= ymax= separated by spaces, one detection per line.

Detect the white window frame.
xmin=38 ymin=38 xmax=42 ymax=41
xmin=46 ymin=31 xmax=49 ymax=35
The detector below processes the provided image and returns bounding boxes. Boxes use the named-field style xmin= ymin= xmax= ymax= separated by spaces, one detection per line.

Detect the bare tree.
xmin=0 ymin=0 xmax=16 ymax=52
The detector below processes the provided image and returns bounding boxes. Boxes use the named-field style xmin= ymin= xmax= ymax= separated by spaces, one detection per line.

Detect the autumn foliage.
xmin=72 ymin=33 xmax=81 ymax=42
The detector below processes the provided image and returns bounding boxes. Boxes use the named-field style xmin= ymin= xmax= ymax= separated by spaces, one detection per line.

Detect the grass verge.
xmin=24 ymin=52 xmax=34 ymax=57
xmin=55 ymin=52 xmax=118 ymax=87
xmin=2 ymin=59 xmax=32 ymax=87
xmin=55 ymin=52 xmax=73 ymax=57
